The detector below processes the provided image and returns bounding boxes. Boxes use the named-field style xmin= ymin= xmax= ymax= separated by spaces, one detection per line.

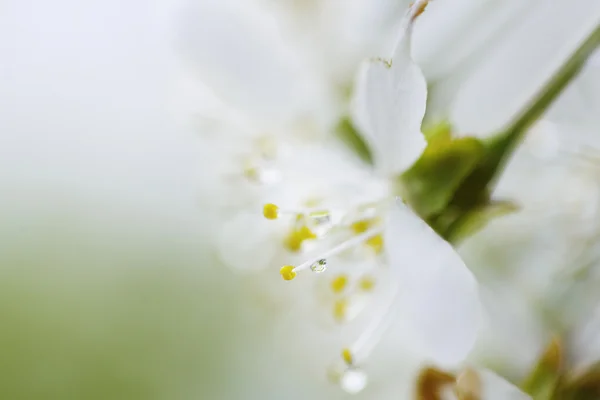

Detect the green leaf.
xmin=422 ymin=120 xmax=452 ymax=142
xmin=449 ymin=24 xmax=600 ymax=208
xmin=398 ymin=135 xmax=485 ymax=219
xmin=335 ymin=117 xmax=373 ymax=164
xmin=521 ymin=337 xmax=563 ymax=400
xmin=443 ymin=200 xmax=519 ymax=244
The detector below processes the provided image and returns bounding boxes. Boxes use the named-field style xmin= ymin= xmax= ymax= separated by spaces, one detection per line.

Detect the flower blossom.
xmin=191 ymin=1 xmax=482 ymax=392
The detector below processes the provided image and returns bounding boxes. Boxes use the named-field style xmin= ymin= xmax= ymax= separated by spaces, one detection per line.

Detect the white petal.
xmin=175 ymin=0 xmax=320 ymax=125
xmin=546 ymin=60 xmax=600 ymax=132
xmin=317 ymin=0 xmax=408 ymax=81
xmin=217 ymin=212 xmax=278 ymax=272
xmin=456 ymin=368 xmax=531 ymax=400
xmin=569 ymin=302 xmax=600 ymax=375
xmin=413 ymin=0 xmax=537 ymax=81
xmin=351 ymin=21 xmax=427 ymax=176
xmin=449 ymin=0 xmax=600 ymax=137
xmin=385 ymin=201 xmax=481 ymax=365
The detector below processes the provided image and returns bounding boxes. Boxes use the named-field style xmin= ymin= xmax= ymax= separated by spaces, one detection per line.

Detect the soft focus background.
xmin=1 ymin=0 xmax=600 ymax=399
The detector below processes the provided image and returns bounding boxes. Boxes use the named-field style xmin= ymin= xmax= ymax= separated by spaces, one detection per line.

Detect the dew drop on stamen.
xmin=310 ymin=211 xmax=331 ymax=225
xmin=310 ymin=258 xmax=328 ymax=273
xmin=307 ymin=210 xmax=334 ymax=236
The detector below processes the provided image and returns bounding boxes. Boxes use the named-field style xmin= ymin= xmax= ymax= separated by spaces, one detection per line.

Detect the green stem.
xmin=489 ymin=22 xmax=600 ymax=183
xmin=439 ymin=23 xmax=600 ymax=242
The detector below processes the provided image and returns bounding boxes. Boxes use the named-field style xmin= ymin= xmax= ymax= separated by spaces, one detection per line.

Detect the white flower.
xmin=197 ymin=1 xmax=482 ymax=393
xmin=569 ymin=300 xmax=600 ymax=379
xmin=175 ymin=0 xmax=409 ymax=132
xmin=455 ymin=368 xmax=531 ymax=400
xmin=457 ymin=60 xmax=600 ymax=384
xmin=413 ymin=0 xmax=600 ymax=137
xmin=413 ymin=365 xmax=531 ymax=400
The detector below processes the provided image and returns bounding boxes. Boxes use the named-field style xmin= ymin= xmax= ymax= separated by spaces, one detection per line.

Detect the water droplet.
xmin=340 ymin=368 xmax=367 ymax=394
xmin=310 ymin=259 xmax=327 ymax=273
xmin=307 ymin=210 xmax=333 ymax=236
xmin=310 ymin=210 xmax=331 ymax=225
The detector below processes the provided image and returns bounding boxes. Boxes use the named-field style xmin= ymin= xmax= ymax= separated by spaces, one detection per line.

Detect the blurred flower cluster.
xmin=2 ymin=0 xmax=600 ymax=399
xmin=185 ymin=0 xmax=600 ymax=398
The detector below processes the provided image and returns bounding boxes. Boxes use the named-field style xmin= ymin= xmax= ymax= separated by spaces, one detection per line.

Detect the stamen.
xmin=366 ymin=234 xmax=384 ymax=254
xmin=350 ymin=217 xmax=381 ymax=234
xmin=409 ymin=0 xmax=430 ymax=22
xmin=332 ymin=294 xmax=371 ymax=323
xmin=336 ymin=279 xmax=401 ymax=367
xmin=333 ymin=298 xmax=348 ymax=322
xmin=350 ymin=219 xmax=384 ymax=253
xmin=358 ymin=276 xmax=375 ymax=292
xmin=280 ymin=265 xmax=297 ymax=281
xmin=308 ymin=209 xmax=332 ymax=226
xmin=263 ymin=203 xmax=280 ymax=220
xmin=341 ymin=348 xmax=353 ymax=365
xmin=331 ymin=274 xmax=349 ymax=293
xmin=284 ymin=225 xmax=317 ymax=252
xmin=310 ymin=259 xmax=328 ymax=273
xmin=262 ymin=203 xmax=332 ymax=224
xmin=263 ymin=203 xmax=305 ymax=220
xmin=286 ymin=227 xmax=382 ymax=277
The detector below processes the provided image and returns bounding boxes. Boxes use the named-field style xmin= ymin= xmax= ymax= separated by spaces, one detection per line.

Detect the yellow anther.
xmin=359 ymin=276 xmax=375 ymax=292
xmin=341 ymin=348 xmax=353 ymax=365
xmin=263 ymin=203 xmax=279 ymax=220
xmin=299 ymin=225 xmax=316 ymax=240
xmin=331 ymin=274 xmax=349 ymax=294
xmin=283 ymin=225 xmax=317 ymax=252
xmin=243 ymin=166 xmax=260 ymax=182
xmin=351 ymin=220 xmax=371 ymax=234
xmin=366 ymin=234 xmax=384 ymax=254
xmin=333 ymin=298 xmax=348 ymax=322
xmin=351 ymin=218 xmax=380 ymax=235
xmin=280 ymin=265 xmax=297 ymax=281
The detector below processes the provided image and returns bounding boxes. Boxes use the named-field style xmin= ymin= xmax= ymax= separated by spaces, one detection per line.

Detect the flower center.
xmin=262 ymin=198 xmax=399 ymax=393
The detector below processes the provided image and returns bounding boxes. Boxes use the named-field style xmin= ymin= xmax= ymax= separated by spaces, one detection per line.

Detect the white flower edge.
xmin=175 ymin=0 xmax=320 ymax=125
xmin=457 ymin=368 xmax=532 ymax=400
xmin=351 ymin=3 xmax=428 ymax=177
xmin=569 ymin=301 xmax=600 ymax=377
xmin=385 ymin=200 xmax=481 ymax=366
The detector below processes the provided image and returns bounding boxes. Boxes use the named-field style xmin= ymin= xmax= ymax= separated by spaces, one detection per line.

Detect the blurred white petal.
xmin=414 ymin=0 xmax=537 ymax=81
xmin=217 ymin=212 xmax=280 ymax=272
xmin=467 ymin=284 xmax=546 ymax=381
xmin=261 ymin=0 xmax=410 ymax=89
xmin=457 ymin=368 xmax=531 ymax=400
xmin=352 ymin=20 xmax=427 ymax=176
xmin=385 ymin=201 xmax=481 ymax=366
xmin=569 ymin=302 xmax=600 ymax=376
xmin=176 ymin=0 xmax=322 ymax=125
xmin=547 ymin=60 xmax=600 ymax=132
xmin=317 ymin=0 xmax=409 ymax=82
xmin=449 ymin=0 xmax=600 ymax=136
